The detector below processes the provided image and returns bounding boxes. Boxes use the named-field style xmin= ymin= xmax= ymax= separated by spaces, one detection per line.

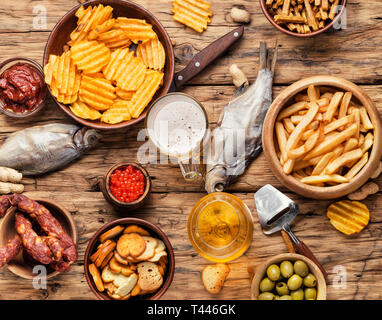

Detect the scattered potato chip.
xmin=172 ymin=0 xmax=213 ymax=33
xmin=136 ymin=37 xmax=166 ymax=70
xmin=69 ymin=4 xmax=113 ymax=45
xmin=71 ymin=40 xmax=111 ymax=74
xmin=79 ymin=75 xmax=116 ymax=111
xmin=103 ymin=48 xmax=146 ymax=91
xmin=114 ymin=17 xmax=157 ymax=44
xmin=70 ymin=101 xmax=102 ymax=120
xmin=101 ymin=99 xmax=132 ymax=124
xmin=129 ymin=70 xmax=164 ymax=118
xmin=327 ymin=200 xmax=370 ymax=235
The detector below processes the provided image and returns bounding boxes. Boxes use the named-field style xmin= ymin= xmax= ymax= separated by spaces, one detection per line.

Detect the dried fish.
xmin=205 ymin=41 xmax=277 ymax=193
xmin=0 ymin=123 xmax=100 ymax=175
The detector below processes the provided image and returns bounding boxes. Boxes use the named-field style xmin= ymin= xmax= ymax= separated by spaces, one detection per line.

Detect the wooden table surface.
xmin=0 ymin=0 xmax=382 ymax=300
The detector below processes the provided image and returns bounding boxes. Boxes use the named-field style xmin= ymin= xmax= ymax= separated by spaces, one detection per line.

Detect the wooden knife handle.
xmin=174 ymin=26 xmax=244 ymax=89
xmin=294 ymin=241 xmax=328 ymax=280
xmin=281 ymin=230 xmax=296 ymax=253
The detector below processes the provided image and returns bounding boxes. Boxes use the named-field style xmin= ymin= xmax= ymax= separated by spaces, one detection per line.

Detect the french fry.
xmin=359 ymin=107 xmax=374 ymax=130
xmin=343 ymin=138 xmax=358 ymax=153
xmin=275 ymin=122 xmax=288 ymax=161
xmin=323 ymin=114 xmax=352 ymax=134
xmin=325 ymin=148 xmax=363 ymax=175
xmin=344 ymin=152 xmax=369 ymax=180
xmin=287 ymin=130 xmax=319 ymax=159
xmin=329 ymin=0 xmax=340 ymax=20
xmin=300 ymin=174 xmax=349 ymax=185
xmin=338 ymin=92 xmax=352 ymax=120
xmin=304 ymin=0 xmax=319 ymax=31
xmin=277 ymin=101 xmax=307 ymax=120
xmin=284 ymin=102 xmax=319 ymax=160
xmin=303 ymin=123 xmax=357 ymax=160
xmin=283 ymin=118 xmax=296 ymax=134
xmin=311 ymin=151 xmax=334 ymax=175
xmin=283 ymin=159 xmax=295 ymax=174
xmin=274 ymin=15 xmax=307 ymax=24
xmin=323 ymin=92 xmax=344 ymax=122
xmin=302 ymin=128 xmax=314 ymax=140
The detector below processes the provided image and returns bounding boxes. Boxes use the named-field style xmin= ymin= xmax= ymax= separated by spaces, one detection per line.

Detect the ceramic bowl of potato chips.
xmin=43 ymin=0 xmax=174 ymax=130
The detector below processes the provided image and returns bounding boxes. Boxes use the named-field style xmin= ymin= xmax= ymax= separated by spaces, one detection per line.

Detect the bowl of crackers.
xmin=262 ymin=75 xmax=382 ymax=199
xmin=260 ymin=0 xmax=347 ymax=37
xmin=43 ymin=0 xmax=174 ymax=130
xmin=84 ymin=217 xmax=175 ymax=300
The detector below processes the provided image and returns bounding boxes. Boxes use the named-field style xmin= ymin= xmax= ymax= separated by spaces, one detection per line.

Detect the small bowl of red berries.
xmin=101 ymin=162 xmax=152 ymax=211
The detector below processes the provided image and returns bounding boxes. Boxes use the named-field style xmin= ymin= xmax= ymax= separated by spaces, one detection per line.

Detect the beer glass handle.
xmin=178 ymin=159 xmax=204 ymax=182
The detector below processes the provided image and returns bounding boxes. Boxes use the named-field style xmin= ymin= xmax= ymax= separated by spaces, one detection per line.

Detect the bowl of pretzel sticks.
xmin=260 ymin=0 xmax=347 ymax=37
xmin=262 ymin=76 xmax=382 ymax=200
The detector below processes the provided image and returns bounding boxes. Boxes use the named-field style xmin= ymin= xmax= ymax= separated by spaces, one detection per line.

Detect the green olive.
xmin=280 ymin=260 xmax=294 ymax=278
xmin=303 ymin=273 xmax=317 ymax=288
xmin=294 ymin=260 xmax=309 ymax=277
xmin=266 ymin=264 xmax=281 ymax=281
xmin=258 ymin=292 xmax=275 ymax=300
xmin=305 ymin=288 xmax=317 ymax=300
xmin=287 ymin=274 xmax=303 ymax=290
xmin=259 ymin=277 xmax=275 ymax=292
xmin=275 ymin=282 xmax=289 ymax=296
xmin=279 ymin=295 xmax=292 ymax=300
xmin=291 ymin=288 xmax=304 ymax=300
xmin=274 ymin=295 xmax=280 ymax=300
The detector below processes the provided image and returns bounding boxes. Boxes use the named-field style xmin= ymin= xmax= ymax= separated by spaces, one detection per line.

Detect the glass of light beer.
xmin=145 ymin=93 xmax=209 ymax=181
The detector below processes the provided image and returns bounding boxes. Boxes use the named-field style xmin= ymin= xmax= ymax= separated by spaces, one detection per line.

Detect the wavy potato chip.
xmin=116 ymin=88 xmax=135 ymax=101
xmin=71 ymin=40 xmax=111 ymax=74
xmin=114 ymin=17 xmax=157 ymax=44
xmin=79 ymin=75 xmax=116 ymax=111
xmin=69 ymin=4 xmax=113 ymax=45
xmin=327 ymin=200 xmax=370 ymax=235
xmin=136 ymin=37 xmax=166 ymax=71
xmin=96 ymin=28 xmax=132 ymax=49
xmin=70 ymin=101 xmax=102 ymax=120
xmin=88 ymin=18 xmax=116 ymax=40
xmin=101 ymin=99 xmax=132 ymax=124
xmin=172 ymin=0 xmax=213 ymax=33
xmin=103 ymin=48 xmax=146 ymax=91
xmin=129 ymin=70 xmax=164 ymax=118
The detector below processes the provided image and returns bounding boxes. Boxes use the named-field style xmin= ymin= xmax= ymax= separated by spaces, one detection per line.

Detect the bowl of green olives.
xmin=251 ymin=253 xmax=326 ymax=300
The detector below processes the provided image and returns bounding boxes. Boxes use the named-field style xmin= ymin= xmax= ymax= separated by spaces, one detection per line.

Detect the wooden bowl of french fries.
xmin=263 ymin=76 xmax=382 ymax=200
xmin=260 ymin=0 xmax=347 ymax=37
xmin=43 ymin=0 xmax=174 ymax=130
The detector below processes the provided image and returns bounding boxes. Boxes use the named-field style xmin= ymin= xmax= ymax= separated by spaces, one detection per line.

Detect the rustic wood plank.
xmin=0 ymin=191 xmax=381 ymax=300
xmin=0 ymin=1 xmax=382 ymax=85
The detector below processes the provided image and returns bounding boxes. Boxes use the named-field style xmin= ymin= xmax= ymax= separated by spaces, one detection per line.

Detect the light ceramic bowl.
xmin=262 ymin=75 xmax=382 ymax=200
xmin=251 ymin=253 xmax=327 ymax=300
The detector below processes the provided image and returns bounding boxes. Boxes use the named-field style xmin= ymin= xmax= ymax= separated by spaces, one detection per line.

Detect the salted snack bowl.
xmin=100 ymin=162 xmax=152 ymax=210
xmin=262 ymin=76 xmax=382 ymax=200
xmin=43 ymin=0 xmax=174 ymax=130
xmin=259 ymin=0 xmax=347 ymax=37
xmin=84 ymin=217 xmax=175 ymax=300
xmin=251 ymin=253 xmax=327 ymax=300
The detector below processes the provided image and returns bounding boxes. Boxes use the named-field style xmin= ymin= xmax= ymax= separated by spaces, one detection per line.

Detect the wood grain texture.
xmin=0 ymin=0 xmax=381 ymax=300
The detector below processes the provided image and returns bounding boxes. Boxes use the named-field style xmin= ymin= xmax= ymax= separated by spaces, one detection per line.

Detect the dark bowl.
xmin=43 ymin=0 xmax=175 ymax=130
xmin=0 ymin=57 xmax=47 ymax=119
xmin=0 ymin=199 xmax=77 ymax=279
xmin=259 ymin=0 xmax=348 ymax=38
xmin=100 ymin=162 xmax=152 ymax=210
xmin=84 ymin=217 xmax=175 ymax=300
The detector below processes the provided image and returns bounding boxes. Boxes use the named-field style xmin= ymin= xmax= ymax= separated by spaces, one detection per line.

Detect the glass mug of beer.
xmin=145 ymin=93 xmax=209 ymax=181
